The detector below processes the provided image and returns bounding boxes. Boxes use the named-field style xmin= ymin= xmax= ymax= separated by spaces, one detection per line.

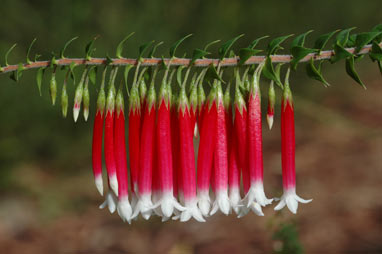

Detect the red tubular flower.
xmin=196 ymin=86 xmax=217 ymax=216
xmin=210 ymin=82 xmax=230 ymax=216
xmin=267 ymin=81 xmax=275 ymax=130
xmin=197 ymin=76 xmax=207 ymax=132
xmin=189 ymin=73 xmax=198 ymax=137
xmin=178 ymin=67 xmax=205 ymax=222
xmin=132 ymin=67 xmax=158 ymax=220
xmin=91 ymin=67 xmax=107 ymax=196
xmin=275 ymin=68 xmax=312 ymax=214
xmin=244 ymin=64 xmax=273 ymax=211
xmin=104 ymin=68 xmax=119 ymax=196
xmin=114 ymin=87 xmax=132 ymax=222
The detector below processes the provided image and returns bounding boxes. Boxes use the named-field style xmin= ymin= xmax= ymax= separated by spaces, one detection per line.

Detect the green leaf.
xmin=36 ymin=67 xmax=44 ymax=95
xmin=370 ymin=41 xmax=382 ymax=61
xmin=10 ymin=63 xmax=24 ymax=82
xmin=105 ymin=54 xmax=113 ymax=65
xmin=218 ymin=34 xmax=244 ymax=60
xmin=85 ymin=35 xmax=99 ymax=60
xmin=291 ymin=30 xmax=313 ymax=48
xmin=60 ymin=36 xmax=78 ymax=59
xmin=347 ymin=34 xmax=357 ymax=47
xmin=336 ymin=27 xmax=356 ymax=47
xmin=205 ymin=64 xmax=225 ymax=84
xmin=371 ymin=24 xmax=382 ymax=42
xmin=267 ymin=34 xmax=294 ymax=56
xmin=26 ymin=38 xmax=37 ymax=64
xmin=69 ymin=62 xmax=76 ymax=82
xmin=306 ymin=59 xmax=330 ymax=87
xmin=262 ymin=56 xmax=283 ymax=88
xmin=190 ymin=49 xmax=210 ymax=65
xmin=331 ymin=43 xmax=353 ymax=63
xmin=88 ymin=66 xmax=97 ymax=85
xmin=354 ymin=32 xmax=382 ymax=53
xmin=116 ymin=32 xmax=135 ymax=58
xmin=124 ymin=64 xmax=133 ymax=91
xmin=138 ymin=40 xmax=154 ymax=60
xmin=204 ymin=40 xmax=221 ymax=51
xmin=290 ymin=46 xmax=317 ymax=70
xmin=346 ymin=56 xmax=366 ymax=89
xmin=148 ymin=41 xmax=163 ymax=58
xmin=314 ymin=29 xmax=340 ymax=53
xmin=249 ymin=35 xmax=269 ymax=49
xmin=4 ymin=43 xmax=17 ymax=66
xmin=238 ymin=48 xmax=262 ymax=65
xmin=169 ymin=34 xmax=193 ymax=58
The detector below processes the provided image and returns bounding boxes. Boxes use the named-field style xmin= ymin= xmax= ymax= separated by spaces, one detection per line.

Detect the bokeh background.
xmin=0 ymin=0 xmax=381 ymax=253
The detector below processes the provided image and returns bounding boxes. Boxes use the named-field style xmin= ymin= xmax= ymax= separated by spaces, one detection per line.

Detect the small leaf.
xmin=26 ymin=38 xmax=37 ymax=64
xmin=36 ymin=67 xmax=44 ymax=95
xmin=205 ymin=64 xmax=225 ymax=84
xmin=148 ymin=41 xmax=163 ymax=58
xmin=238 ymin=48 xmax=262 ymax=65
xmin=306 ymin=59 xmax=330 ymax=87
xmin=370 ymin=41 xmax=382 ymax=61
xmin=354 ymin=31 xmax=382 ymax=53
xmin=138 ymin=40 xmax=154 ymax=60
xmin=290 ymin=46 xmax=317 ymax=70
xmin=291 ymin=30 xmax=313 ymax=48
xmin=336 ymin=27 xmax=356 ymax=47
xmin=85 ymin=35 xmax=99 ymax=60
xmin=88 ymin=66 xmax=97 ymax=85
xmin=10 ymin=63 xmax=24 ymax=82
xmin=331 ymin=43 xmax=353 ymax=63
xmin=371 ymin=24 xmax=382 ymax=42
xmin=60 ymin=36 xmax=78 ymax=59
xmin=204 ymin=40 xmax=221 ymax=51
xmin=314 ymin=29 xmax=340 ymax=53
xmin=116 ymin=32 xmax=135 ymax=58
xmin=345 ymin=56 xmax=366 ymax=89
xmin=69 ymin=62 xmax=76 ymax=82
xmin=262 ymin=56 xmax=283 ymax=88
xmin=170 ymin=34 xmax=193 ymax=58
xmin=267 ymin=34 xmax=294 ymax=56
xmin=5 ymin=43 xmax=17 ymax=66
xmin=249 ymin=35 xmax=269 ymax=49
xmin=218 ymin=34 xmax=244 ymax=60
xmin=190 ymin=49 xmax=210 ymax=65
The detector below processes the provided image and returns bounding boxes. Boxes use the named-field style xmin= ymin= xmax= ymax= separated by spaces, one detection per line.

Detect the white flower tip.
xmin=84 ymin=109 xmax=89 ymax=122
xmin=94 ymin=177 xmax=104 ymax=196
xmin=267 ymin=114 xmax=273 ymax=130
xmin=197 ymin=196 xmax=211 ymax=216
xmin=180 ymin=204 xmax=205 ymax=223
xmin=131 ymin=195 xmax=153 ymax=220
xmin=229 ymin=189 xmax=241 ymax=215
xmin=194 ymin=123 xmax=198 ymax=137
xmin=117 ymin=198 xmax=132 ymax=222
xmin=250 ymin=202 xmax=264 ymax=216
xmin=245 ymin=184 xmax=273 ymax=207
xmin=274 ymin=191 xmax=312 ymax=214
xmin=99 ymin=191 xmax=118 ymax=214
xmin=211 ymin=194 xmax=230 ymax=216
xmin=109 ymin=175 xmax=119 ymax=197
xmin=73 ymin=108 xmax=80 ymax=122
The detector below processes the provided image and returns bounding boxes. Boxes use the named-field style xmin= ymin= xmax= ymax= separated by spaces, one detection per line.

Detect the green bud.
xmin=61 ymin=82 xmax=68 ymax=118
xmin=83 ymin=76 xmax=90 ymax=121
xmin=49 ymin=72 xmax=57 ymax=105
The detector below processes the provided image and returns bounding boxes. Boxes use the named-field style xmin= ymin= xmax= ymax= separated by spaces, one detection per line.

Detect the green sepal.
xmin=331 ymin=43 xmax=353 ymax=63
xmin=116 ymin=32 xmax=135 ymax=59
xmin=268 ymin=81 xmax=275 ymax=110
xmin=336 ymin=27 xmax=356 ymax=47
xmin=345 ymin=56 xmax=366 ymax=89
xmin=105 ymin=69 xmax=117 ymax=112
xmin=234 ymin=77 xmax=246 ymax=115
xmin=115 ymin=86 xmax=125 ymax=115
xmin=314 ymin=29 xmax=340 ymax=54
xmin=85 ymin=36 xmax=98 ymax=61
xmin=306 ymin=58 xmax=330 ymax=87
xmin=139 ymin=79 xmax=147 ymax=105
xmin=26 ymin=38 xmax=37 ymax=64
xmin=60 ymin=36 xmax=78 ymax=59
xmin=96 ymin=74 xmax=106 ymax=113
xmin=82 ymin=76 xmax=90 ymax=120
xmin=267 ymin=34 xmax=293 ymax=56
xmin=354 ymin=31 xmax=382 ymax=53
xmin=290 ymin=46 xmax=317 ymax=70
xmin=218 ymin=34 xmax=244 ymax=60
xmin=189 ymin=72 xmax=198 ymax=112
xmin=262 ymin=56 xmax=283 ymax=88
xmin=170 ymin=34 xmax=193 ymax=58
xmin=61 ymin=81 xmax=68 ymax=118
xmin=36 ymin=67 xmax=44 ymax=96
xmin=223 ymin=82 xmax=231 ymax=110
xmin=129 ymin=83 xmax=140 ymax=113
xmin=291 ymin=30 xmax=313 ymax=48
xmin=238 ymin=48 xmax=262 ymax=65
xmin=146 ymin=66 xmax=158 ymax=111
xmin=282 ymin=68 xmax=293 ymax=106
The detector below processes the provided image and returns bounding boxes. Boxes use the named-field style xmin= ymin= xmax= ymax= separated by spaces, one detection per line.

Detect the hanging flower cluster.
xmin=89 ymin=61 xmax=312 ymax=223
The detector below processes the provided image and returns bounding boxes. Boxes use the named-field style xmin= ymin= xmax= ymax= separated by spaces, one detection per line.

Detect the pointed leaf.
xmin=85 ymin=35 xmax=99 ymax=60
xmin=370 ymin=41 xmax=382 ymax=61
xmin=69 ymin=62 xmax=76 ymax=82
xmin=371 ymin=24 xmax=382 ymax=42
xmin=205 ymin=64 xmax=225 ymax=84
xmin=291 ymin=30 xmax=313 ymax=48
xmin=290 ymin=46 xmax=317 ymax=70
xmin=354 ymin=32 xmax=382 ymax=53
xmin=314 ymin=29 xmax=340 ymax=53
xmin=190 ymin=49 xmax=210 ymax=65
xmin=267 ymin=34 xmax=294 ymax=56
xmin=306 ymin=59 xmax=330 ymax=87
xmin=116 ymin=32 xmax=135 ymax=58
xmin=336 ymin=27 xmax=356 ymax=47
xmin=249 ymin=35 xmax=269 ymax=49
xmin=346 ymin=56 xmax=366 ymax=89
xmin=262 ymin=56 xmax=283 ymax=88
xmin=60 ymin=36 xmax=78 ymax=59
xmin=138 ymin=40 xmax=154 ymax=60
xmin=218 ymin=34 xmax=244 ymax=60
xmin=238 ymin=48 xmax=262 ymax=65
xmin=204 ymin=40 xmax=221 ymax=51
xmin=4 ymin=43 xmax=17 ymax=66
xmin=331 ymin=43 xmax=353 ymax=63
xmin=26 ymin=38 xmax=37 ymax=64
xmin=170 ymin=34 xmax=192 ymax=58
xmin=148 ymin=41 xmax=163 ymax=58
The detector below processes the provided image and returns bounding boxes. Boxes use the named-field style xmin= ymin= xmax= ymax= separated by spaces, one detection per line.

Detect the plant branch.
xmin=0 ymin=43 xmax=379 ymax=74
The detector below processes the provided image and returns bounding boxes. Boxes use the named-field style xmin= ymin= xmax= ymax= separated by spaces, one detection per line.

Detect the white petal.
xmin=117 ymin=197 xmax=132 ymax=223
xmin=274 ymin=198 xmax=286 ymax=211
xmin=94 ymin=176 xmax=104 ymax=196
xmin=109 ymin=174 xmax=119 ymax=197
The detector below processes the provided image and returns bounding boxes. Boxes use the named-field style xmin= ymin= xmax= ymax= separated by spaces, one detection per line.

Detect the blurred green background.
xmin=0 ymin=0 xmax=381 ymax=253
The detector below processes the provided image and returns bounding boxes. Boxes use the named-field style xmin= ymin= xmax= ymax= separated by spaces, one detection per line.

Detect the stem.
xmin=1 ymin=43 xmax=379 ymax=74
